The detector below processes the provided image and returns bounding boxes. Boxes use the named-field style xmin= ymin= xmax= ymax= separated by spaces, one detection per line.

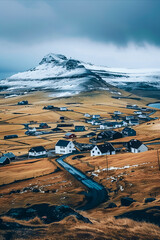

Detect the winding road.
xmin=55 ymin=153 xmax=108 ymax=210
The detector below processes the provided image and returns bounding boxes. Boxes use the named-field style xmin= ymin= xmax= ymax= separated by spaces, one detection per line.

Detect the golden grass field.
xmin=0 ymin=90 xmax=160 ymax=239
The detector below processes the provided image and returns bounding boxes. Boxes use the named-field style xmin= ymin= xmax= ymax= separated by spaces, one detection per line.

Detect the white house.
xmin=114 ymin=111 xmax=121 ymax=115
xmin=134 ymin=111 xmax=142 ymax=115
xmin=127 ymin=139 xmax=148 ymax=153
xmin=129 ymin=119 xmax=139 ymax=126
xmin=91 ymin=143 xmax=115 ymax=156
xmin=55 ymin=140 xmax=75 ymax=154
xmin=92 ymin=114 xmax=100 ymax=119
xmin=137 ymin=114 xmax=147 ymax=119
xmin=125 ymin=115 xmax=134 ymax=120
xmin=60 ymin=107 xmax=67 ymax=111
xmin=28 ymin=146 xmax=47 ymax=157
xmin=28 ymin=127 xmax=36 ymax=132
xmin=84 ymin=113 xmax=91 ymax=118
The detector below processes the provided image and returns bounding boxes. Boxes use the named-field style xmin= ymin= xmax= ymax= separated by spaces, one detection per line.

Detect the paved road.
xmin=55 ymin=153 xmax=108 ymax=210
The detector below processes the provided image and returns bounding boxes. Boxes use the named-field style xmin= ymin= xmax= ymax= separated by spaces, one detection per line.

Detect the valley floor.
xmin=0 ymin=90 xmax=160 ymax=239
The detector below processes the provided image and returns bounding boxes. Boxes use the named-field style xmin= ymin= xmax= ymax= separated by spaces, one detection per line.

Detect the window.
xmin=98 ymin=151 xmax=100 ymax=154
xmin=92 ymin=151 xmax=94 ymax=153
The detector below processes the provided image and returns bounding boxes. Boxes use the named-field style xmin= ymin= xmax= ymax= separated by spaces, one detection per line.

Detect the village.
xmin=0 ymin=90 xmax=160 ymax=239
xmin=0 ymin=98 xmax=159 ymax=165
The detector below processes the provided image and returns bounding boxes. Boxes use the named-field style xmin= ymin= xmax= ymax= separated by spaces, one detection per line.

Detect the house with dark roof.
xmin=4 ymin=134 xmax=18 ymax=140
xmin=18 ymin=100 xmax=28 ymax=105
xmin=65 ymin=132 xmax=76 ymax=139
xmin=114 ymin=111 xmax=122 ymax=115
xmin=55 ymin=140 xmax=75 ymax=154
xmin=28 ymin=146 xmax=47 ymax=157
xmin=86 ymin=132 xmax=96 ymax=138
xmin=0 ymin=156 xmax=10 ymax=165
xmin=92 ymin=114 xmax=100 ymax=119
xmin=75 ymin=126 xmax=85 ymax=132
xmin=39 ymin=123 xmax=49 ymax=128
xmin=84 ymin=113 xmax=91 ymax=118
xmin=51 ymin=127 xmax=64 ymax=132
xmin=97 ymin=131 xmax=123 ymax=141
xmin=91 ymin=143 xmax=115 ymax=156
xmin=122 ymin=127 xmax=136 ymax=137
xmin=127 ymin=139 xmax=148 ymax=153
xmin=129 ymin=119 xmax=139 ymax=126
xmin=43 ymin=105 xmax=54 ymax=110
xmin=3 ymin=152 xmax=15 ymax=160
xmin=125 ymin=115 xmax=134 ymax=121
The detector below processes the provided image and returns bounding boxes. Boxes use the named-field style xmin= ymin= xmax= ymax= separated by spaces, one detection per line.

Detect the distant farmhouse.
xmin=60 ymin=107 xmax=67 ymax=111
xmin=126 ymin=139 xmax=148 ymax=153
xmin=100 ymin=121 xmax=127 ymax=130
xmin=65 ymin=133 xmax=76 ymax=139
xmin=28 ymin=146 xmax=47 ymax=157
xmin=91 ymin=143 xmax=115 ymax=156
xmin=51 ymin=127 xmax=64 ymax=132
xmin=125 ymin=115 xmax=134 ymax=121
xmin=0 ymin=156 xmax=10 ymax=165
xmin=97 ymin=130 xmax=123 ymax=141
xmin=84 ymin=113 xmax=91 ymax=118
xmin=74 ymin=126 xmax=85 ymax=132
xmin=4 ymin=134 xmax=18 ymax=140
xmin=0 ymin=152 xmax=15 ymax=166
xmin=39 ymin=123 xmax=49 ymax=129
xmin=57 ymin=123 xmax=74 ymax=128
xmin=134 ymin=111 xmax=142 ymax=115
xmin=43 ymin=105 xmax=54 ymax=110
xmin=18 ymin=100 xmax=28 ymax=105
xmin=3 ymin=152 xmax=15 ymax=160
xmin=129 ymin=119 xmax=139 ymax=126
xmin=92 ymin=114 xmax=100 ymax=119
xmin=55 ymin=140 xmax=75 ymax=154
xmin=114 ymin=111 xmax=122 ymax=115
xmin=122 ymin=127 xmax=136 ymax=136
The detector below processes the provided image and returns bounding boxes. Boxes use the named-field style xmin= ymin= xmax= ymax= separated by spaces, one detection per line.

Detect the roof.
xmin=87 ymin=132 xmax=96 ymax=136
xmin=130 ymin=119 xmax=139 ymax=122
xmin=0 ymin=156 xmax=9 ymax=164
xmin=52 ymin=127 xmax=63 ymax=131
xmin=56 ymin=140 xmax=70 ymax=147
xmin=75 ymin=125 xmax=85 ymax=128
xmin=128 ymin=139 xmax=143 ymax=149
xmin=95 ymin=143 xmax=115 ymax=153
xmin=65 ymin=132 xmax=72 ymax=136
xmin=122 ymin=127 xmax=136 ymax=132
xmin=29 ymin=146 xmax=46 ymax=152
xmin=3 ymin=152 xmax=15 ymax=158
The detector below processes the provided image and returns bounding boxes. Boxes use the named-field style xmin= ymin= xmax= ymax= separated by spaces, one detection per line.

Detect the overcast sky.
xmin=0 ymin=0 xmax=160 ymax=72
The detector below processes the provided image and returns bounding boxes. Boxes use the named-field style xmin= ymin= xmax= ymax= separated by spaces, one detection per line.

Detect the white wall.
xmin=91 ymin=146 xmax=115 ymax=156
xmin=55 ymin=141 xmax=75 ymax=154
xmin=131 ymin=144 xmax=148 ymax=153
xmin=29 ymin=150 xmax=47 ymax=157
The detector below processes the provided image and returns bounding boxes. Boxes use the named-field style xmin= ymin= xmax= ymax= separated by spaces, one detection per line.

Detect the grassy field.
xmin=0 ymin=90 xmax=160 ymax=239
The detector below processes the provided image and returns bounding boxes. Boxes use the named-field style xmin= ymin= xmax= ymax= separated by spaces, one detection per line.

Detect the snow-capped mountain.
xmin=1 ymin=53 xmax=160 ymax=98
xmin=1 ymin=53 xmax=110 ymax=97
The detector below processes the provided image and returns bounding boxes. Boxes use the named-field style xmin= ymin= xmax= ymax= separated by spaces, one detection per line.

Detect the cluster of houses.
xmin=84 ymin=104 xmax=156 ymax=129
xmin=43 ymin=105 xmax=68 ymax=111
xmin=2 ymin=104 xmax=153 ymax=165
xmin=27 ymin=138 xmax=148 ymax=159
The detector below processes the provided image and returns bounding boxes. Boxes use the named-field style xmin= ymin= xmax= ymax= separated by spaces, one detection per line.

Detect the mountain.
xmin=84 ymin=63 xmax=160 ymax=98
xmin=2 ymin=53 xmax=110 ymax=97
xmin=0 ymin=53 xmax=160 ymax=98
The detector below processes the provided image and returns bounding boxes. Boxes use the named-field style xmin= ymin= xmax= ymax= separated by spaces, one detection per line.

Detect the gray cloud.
xmin=0 ymin=0 xmax=160 ymax=45
xmin=0 ymin=0 xmax=160 ymax=72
